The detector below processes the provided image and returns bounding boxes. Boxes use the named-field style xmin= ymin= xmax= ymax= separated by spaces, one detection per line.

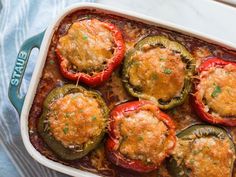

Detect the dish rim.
xmin=20 ymin=2 xmax=236 ymax=176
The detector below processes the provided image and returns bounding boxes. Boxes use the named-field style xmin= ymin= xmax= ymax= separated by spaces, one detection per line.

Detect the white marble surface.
xmin=1 ymin=1 xmax=236 ymax=177
xmin=98 ymin=0 xmax=236 ymax=45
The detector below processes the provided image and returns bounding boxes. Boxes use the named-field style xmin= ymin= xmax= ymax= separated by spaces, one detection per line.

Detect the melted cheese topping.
xmin=198 ymin=64 xmax=236 ymax=116
xmin=57 ymin=19 xmax=114 ymax=72
xmin=128 ymin=46 xmax=186 ymax=101
xmin=118 ymin=108 xmax=174 ymax=165
xmin=172 ymin=137 xmax=234 ymax=177
xmin=48 ymin=93 xmax=105 ymax=147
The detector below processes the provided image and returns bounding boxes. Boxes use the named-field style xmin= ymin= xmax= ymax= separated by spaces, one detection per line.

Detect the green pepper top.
xmin=122 ymin=36 xmax=195 ymax=109
xmin=38 ymin=84 xmax=108 ymax=160
xmin=167 ymin=124 xmax=235 ymax=177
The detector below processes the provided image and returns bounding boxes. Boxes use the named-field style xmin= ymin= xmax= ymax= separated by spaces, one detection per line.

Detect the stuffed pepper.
xmin=192 ymin=58 xmax=236 ymax=126
xmin=105 ymin=100 xmax=176 ymax=172
xmin=38 ymin=84 xmax=108 ymax=160
xmin=168 ymin=124 xmax=235 ymax=177
xmin=122 ymin=36 xmax=195 ymax=109
xmin=56 ymin=19 xmax=125 ymax=86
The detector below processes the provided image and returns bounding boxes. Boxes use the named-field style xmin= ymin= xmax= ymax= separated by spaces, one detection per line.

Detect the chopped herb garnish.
xmin=189 ymin=159 xmax=194 ymax=165
xmin=193 ymin=150 xmax=201 ymax=155
xmin=131 ymin=60 xmax=139 ymax=66
xmin=72 ymin=94 xmax=78 ymax=99
xmin=79 ymin=110 xmax=83 ymax=113
xmin=85 ymin=14 xmax=91 ymax=19
xmin=211 ymin=84 xmax=222 ymax=98
xmin=82 ymin=34 xmax=88 ymax=40
xmin=65 ymin=113 xmax=70 ymax=118
xmin=163 ymin=68 xmax=172 ymax=74
xmin=137 ymin=136 xmax=143 ymax=141
xmin=63 ymin=127 xmax=69 ymax=134
xmin=64 ymin=112 xmax=75 ymax=118
xmin=52 ymin=111 xmax=58 ymax=117
xmin=49 ymin=60 xmax=54 ymax=65
xmin=185 ymin=168 xmax=192 ymax=175
xmin=172 ymin=109 xmax=177 ymax=115
xmin=151 ymin=73 xmax=158 ymax=80
xmin=91 ymin=116 xmax=97 ymax=121
xmin=159 ymin=58 xmax=166 ymax=61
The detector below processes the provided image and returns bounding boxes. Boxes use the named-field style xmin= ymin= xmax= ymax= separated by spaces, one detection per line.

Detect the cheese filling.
xmin=118 ymin=108 xmax=174 ymax=165
xmin=198 ymin=64 xmax=236 ymax=116
xmin=172 ymin=137 xmax=234 ymax=177
xmin=128 ymin=46 xmax=186 ymax=101
xmin=57 ymin=19 xmax=115 ymax=72
xmin=48 ymin=93 xmax=105 ymax=148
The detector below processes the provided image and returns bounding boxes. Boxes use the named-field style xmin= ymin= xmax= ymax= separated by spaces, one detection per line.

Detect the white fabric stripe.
xmin=8 ymin=145 xmax=38 ymax=177
xmin=0 ymin=127 xmax=34 ymax=177
xmin=62 ymin=0 xmax=66 ymax=9
xmin=0 ymin=111 xmax=14 ymax=143
xmin=14 ymin=12 xmax=20 ymax=52
xmin=11 ymin=142 xmax=50 ymax=177
xmin=1 ymin=0 xmax=10 ymax=87
xmin=0 ymin=140 xmax=25 ymax=177
xmin=7 ymin=0 xmax=60 ymax=174
xmin=25 ymin=0 xmax=29 ymax=33
xmin=0 ymin=0 xmax=10 ymax=96
xmin=0 ymin=115 xmax=58 ymax=177
xmin=53 ymin=0 xmax=57 ymax=20
xmin=0 ymin=0 xmax=7 ymax=31
xmin=0 ymin=114 xmax=41 ymax=177
xmin=0 ymin=114 xmax=12 ymax=143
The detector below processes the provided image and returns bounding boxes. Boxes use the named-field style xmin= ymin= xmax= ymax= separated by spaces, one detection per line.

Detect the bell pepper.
xmin=167 ymin=124 xmax=235 ymax=177
xmin=105 ymin=100 xmax=176 ymax=172
xmin=55 ymin=19 xmax=125 ymax=87
xmin=122 ymin=36 xmax=195 ymax=110
xmin=192 ymin=58 xmax=236 ymax=126
xmin=38 ymin=84 xmax=108 ymax=160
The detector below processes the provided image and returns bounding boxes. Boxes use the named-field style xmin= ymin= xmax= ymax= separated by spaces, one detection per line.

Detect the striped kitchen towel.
xmin=0 ymin=0 xmax=94 ymax=177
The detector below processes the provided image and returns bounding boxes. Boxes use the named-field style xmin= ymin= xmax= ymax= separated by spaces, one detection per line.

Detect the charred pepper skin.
xmin=122 ymin=36 xmax=195 ymax=110
xmin=167 ymin=124 xmax=235 ymax=177
xmin=38 ymin=84 xmax=109 ymax=160
xmin=55 ymin=19 xmax=125 ymax=87
xmin=192 ymin=58 xmax=236 ymax=126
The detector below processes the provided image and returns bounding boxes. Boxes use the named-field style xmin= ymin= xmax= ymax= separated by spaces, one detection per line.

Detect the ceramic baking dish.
xmin=8 ymin=2 xmax=236 ymax=177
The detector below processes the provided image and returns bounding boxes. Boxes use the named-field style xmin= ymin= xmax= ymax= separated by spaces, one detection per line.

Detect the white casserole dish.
xmin=8 ymin=2 xmax=236 ymax=177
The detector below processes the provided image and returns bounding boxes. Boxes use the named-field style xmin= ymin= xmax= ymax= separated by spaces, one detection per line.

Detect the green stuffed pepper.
xmin=167 ymin=124 xmax=235 ymax=177
xmin=38 ymin=84 xmax=108 ymax=160
xmin=122 ymin=36 xmax=195 ymax=109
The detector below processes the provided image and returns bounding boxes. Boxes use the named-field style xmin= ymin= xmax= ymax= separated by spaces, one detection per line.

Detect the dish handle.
xmin=8 ymin=31 xmax=45 ymax=115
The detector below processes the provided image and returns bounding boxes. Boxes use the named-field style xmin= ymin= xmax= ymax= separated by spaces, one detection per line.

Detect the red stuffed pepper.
xmin=192 ymin=58 xmax=236 ymax=126
xmin=56 ymin=19 xmax=125 ymax=86
xmin=105 ymin=100 xmax=176 ymax=173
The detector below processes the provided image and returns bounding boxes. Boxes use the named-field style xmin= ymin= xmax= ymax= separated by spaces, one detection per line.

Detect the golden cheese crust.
xmin=172 ymin=137 xmax=234 ymax=177
xmin=117 ymin=105 xmax=175 ymax=165
xmin=128 ymin=45 xmax=186 ymax=101
xmin=57 ymin=19 xmax=114 ymax=72
xmin=198 ymin=64 xmax=236 ymax=116
xmin=48 ymin=92 xmax=105 ymax=147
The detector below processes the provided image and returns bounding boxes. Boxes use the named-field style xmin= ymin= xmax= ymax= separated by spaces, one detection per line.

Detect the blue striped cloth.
xmin=0 ymin=0 xmax=94 ymax=176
